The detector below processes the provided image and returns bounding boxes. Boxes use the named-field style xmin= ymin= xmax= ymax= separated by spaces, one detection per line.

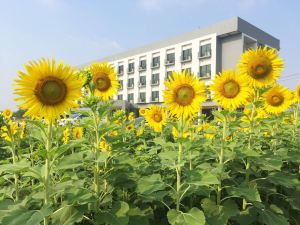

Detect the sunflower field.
xmin=0 ymin=47 xmax=299 ymax=225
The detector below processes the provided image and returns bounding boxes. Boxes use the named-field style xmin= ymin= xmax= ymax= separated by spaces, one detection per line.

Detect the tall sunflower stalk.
xmin=216 ymin=115 xmax=227 ymax=205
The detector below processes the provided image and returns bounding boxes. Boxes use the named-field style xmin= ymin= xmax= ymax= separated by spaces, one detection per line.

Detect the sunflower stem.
xmin=92 ymin=110 xmax=100 ymax=212
xmin=243 ymin=102 xmax=255 ymax=210
xmin=176 ymin=116 xmax=184 ymax=211
xmin=44 ymin=122 xmax=52 ymax=225
xmin=10 ymin=136 xmax=19 ymax=202
xmin=217 ymin=116 xmax=227 ymax=205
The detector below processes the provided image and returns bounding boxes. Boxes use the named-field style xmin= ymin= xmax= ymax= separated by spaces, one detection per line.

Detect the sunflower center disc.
xmin=270 ymin=94 xmax=284 ymax=106
xmin=94 ymin=73 xmax=111 ymax=91
xmin=35 ymin=76 xmax=67 ymax=105
xmin=249 ymin=57 xmax=271 ymax=79
xmin=153 ymin=113 xmax=162 ymax=122
xmin=222 ymin=80 xmax=240 ymax=98
xmin=175 ymin=85 xmax=195 ymax=106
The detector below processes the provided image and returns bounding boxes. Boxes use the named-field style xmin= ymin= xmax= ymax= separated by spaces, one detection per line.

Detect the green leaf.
xmin=201 ymin=198 xmax=239 ymax=225
xmin=167 ymin=208 xmax=205 ymax=225
xmin=0 ymin=159 xmax=30 ymax=174
xmin=55 ymin=152 xmax=85 ymax=170
xmin=136 ymin=174 xmax=166 ymax=196
xmin=268 ymin=172 xmax=300 ymax=189
xmin=226 ymin=185 xmax=261 ymax=202
xmin=128 ymin=206 xmax=153 ymax=225
xmin=1 ymin=206 xmax=52 ymax=225
xmin=51 ymin=205 xmax=85 ymax=225
xmin=187 ymin=170 xmax=219 ymax=186
xmin=95 ymin=201 xmax=129 ymax=225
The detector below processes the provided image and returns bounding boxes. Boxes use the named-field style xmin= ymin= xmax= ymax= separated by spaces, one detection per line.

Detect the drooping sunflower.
xmin=127 ymin=112 xmax=135 ymax=121
xmin=73 ymin=127 xmax=83 ymax=140
xmin=145 ymin=105 xmax=166 ymax=132
xmin=14 ymin=58 xmax=83 ymax=122
xmin=163 ymin=70 xmax=206 ymax=119
xmin=90 ymin=62 xmax=119 ymax=101
xmin=263 ymin=84 xmax=293 ymax=114
xmin=63 ymin=128 xmax=70 ymax=144
xmin=238 ymin=47 xmax=283 ymax=88
xmin=3 ymin=108 xmax=13 ymax=119
xmin=210 ymin=70 xmax=252 ymax=110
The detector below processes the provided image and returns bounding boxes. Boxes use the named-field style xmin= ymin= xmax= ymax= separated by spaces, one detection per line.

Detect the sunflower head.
xmin=73 ymin=127 xmax=83 ymax=139
xmin=126 ymin=124 xmax=135 ymax=132
xmin=210 ymin=70 xmax=252 ymax=110
xmin=294 ymin=83 xmax=300 ymax=102
xmin=3 ymin=108 xmax=13 ymax=119
xmin=238 ymin=47 xmax=283 ymax=88
xmin=144 ymin=105 xmax=166 ymax=132
xmin=14 ymin=58 xmax=84 ymax=122
xmin=90 ymin=62 xmax=119 ymax=102
xmin=108 ymin=130 xmax=118 ymax=137
xmin=139 ymin=108 xmax=147 ymax=116
xmin=163 ymin=70 xmax=206 ymax=120
xmin=128 ymin=112 xmax=135 ymax=121
xmin=263 ymin=84 xmax=293 ymax=114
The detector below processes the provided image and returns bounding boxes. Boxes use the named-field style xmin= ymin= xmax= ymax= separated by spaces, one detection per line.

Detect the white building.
xmin=91 ymin=17 xmax=280 ymax=112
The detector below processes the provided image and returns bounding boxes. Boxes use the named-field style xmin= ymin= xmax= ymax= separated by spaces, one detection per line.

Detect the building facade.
xmin=89 ymin=17 xmax=280 ymax=111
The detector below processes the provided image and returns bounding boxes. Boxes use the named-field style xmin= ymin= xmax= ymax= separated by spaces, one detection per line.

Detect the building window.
xmin=139 ymin=60 xmax=147 ymax=71
xmin=139 ymin=92 xmax=146 ymax=103
xmin=199 ymin=64 xmax=211 ymax=78
xmin=182 ymin=68 xmax=191 ymax=75
xmin=117 ymin=94 xmax=123 ymax=100
xmin=166 ymin=71 xmax=173 ymax=80
xmin=128 ymin=62 xmax=134 ymax=73
xmin=139 ymin=76 xmax=146 ymax=87
xmin=199 ymin=44 xmax=211 ymax=58
xmin=151 ymin=91 xmax=159 ymax=102
xmin=151 ymin=73 xmax=160 ymax=85
xmin=118 ymin=65 xmax=124 ymax=75
xmin=165 ymin=53 xmax=175 ymax=65
xmin=128 ymin=93 xmax=134 ymax=103
xmin=151 ymin=56 xmax=160 ymax=68
xmin=181 ymin=48 xmax=192 ymax=62
xmin=128 ymin=78 xmax=134 ymax=88
xmin=119 ymin=80 xmax=123 ymax=90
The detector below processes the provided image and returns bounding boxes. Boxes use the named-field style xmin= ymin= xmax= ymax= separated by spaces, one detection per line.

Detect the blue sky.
xmin=1 ymin=0 xmax=300 ymax=110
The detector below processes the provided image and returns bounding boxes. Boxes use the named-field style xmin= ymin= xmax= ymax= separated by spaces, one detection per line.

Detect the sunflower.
xmin=90 ymin=62 xmax=119 ymax=101
xmin=99 ymin=139 xmax=111 ymax=155
xmin=145 ymin=105 xmax=166 ymax=132
xmin=210 ymin=70 xmax=252 ymax=110
xmin=263 ymin=84 xmax=293 ymax=114
xmin=128 ymin=112 xmax=135 ymax=121
xmin=238 ymin=47 xmax=283 ymax=88
xmin=172 ymin=127 xmax=190 ymax=138
xmin=294 ymin=83 xmax=300 ymax=102
xmin=136 ymin=128 xmax=144 ymax=137
xmin=163 ymin=70 xmax=206 ymax=119
xmin=20 ymin=121 xmax=26 ymax=139
xmin=63 ymin=128 xmax=70 ymax=144
xmin=108 ymin=130 xmax=118 ymax=137
xmin=126 ymin=124 xmax=135 ymax=132
xmin=3 ymin=108 xmax=13 ymax=119
xmin=139 ymin=108 xmax=147 ymax=116
xmin=73 ymin=127 xmax=83 ymax=140
xmin=14 ymin=58 xmax=83 ymax=122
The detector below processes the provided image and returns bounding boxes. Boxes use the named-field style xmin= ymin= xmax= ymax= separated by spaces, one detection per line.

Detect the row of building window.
xmin=117 ymin=44 xmax=211 ymax=74
xmin=117 ymin=91 xmax=160 ymax=103
xmin=118 ymin=65 xmax=211 ymax=90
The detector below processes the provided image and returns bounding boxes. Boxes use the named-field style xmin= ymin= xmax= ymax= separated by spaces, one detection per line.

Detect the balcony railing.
xmin=198 ymin=72 xmax=211 ymax=79
xmin=138 ymin=98 xmax=146 ymax=103
xmin=127 ymin=68 xmax=134 ymax=74
xmin=151 ymin=80 xmax=160 ymax=86
xmin=139 ymin=82 xmax=146 ymax=88
xmin=151 ymin=62 xmax=160 ymax=69
xmin=198 ymin=50 xmax=211 ymax=59
xmin=139 ymin=66 xmax=146 ymax=72
xmin=165 ymin=59 xmax=175 ymax=66
xmin=127 ymin=84 xmax=134 ymax=89
xmin=150 ymin=97 xmax=159 ymax=102
xmin=117 ymin=71 xmax=124 ymax=76
xmin=181 ymin=55 xmax=192 ymax=63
